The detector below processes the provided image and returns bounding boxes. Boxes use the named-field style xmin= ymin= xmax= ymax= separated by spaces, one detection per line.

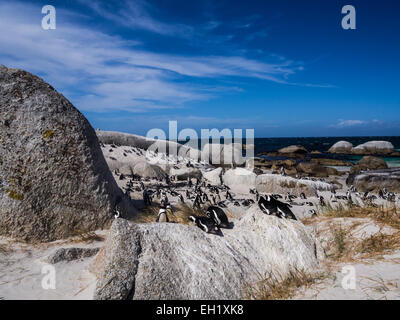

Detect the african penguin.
xmin=206 ymin=206 xmax=230 ymax=228
xmin=188 ymin=216 xmax=220 ymax=235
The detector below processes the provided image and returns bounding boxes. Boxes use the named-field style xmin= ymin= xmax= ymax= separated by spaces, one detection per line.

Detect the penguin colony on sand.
xmin=107 ymin=144 xmax=400 ymax=233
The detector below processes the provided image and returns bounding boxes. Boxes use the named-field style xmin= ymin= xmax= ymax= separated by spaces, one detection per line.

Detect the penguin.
xmin=206 ymin=206 xmax=230 ymax=228
xmin=188 ymin=216 xmax=221 ymax=235
xmin=258 ymin=195 xmax=278 ymax=216
xmin=258 ymin=195 xmax=297 ymax=220
xmin=156 ymin=208 xmax=169 ymax=222
xmin=319 ymin=196 xmax=326 ymax=207
xmin=300 ymin=192 xmax=307 ymax=200
xmin=309 ymin=209 xmax=317 ymax=217
xmin=114 ymin=209 xmax=121 ymax=219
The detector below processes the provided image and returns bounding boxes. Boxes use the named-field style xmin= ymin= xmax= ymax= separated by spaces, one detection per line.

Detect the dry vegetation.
xmin=0 ymin=243 xmax=12 ymax=255
xmin=324 ymin=203 xmax=400 ymax=230
xmin=244 ymin=269 xmax=329 ymax=300
xmin=311 ymin=203 xmax=400 ymax=262
xmin=132 ymin=203 xmax=235 ymax=225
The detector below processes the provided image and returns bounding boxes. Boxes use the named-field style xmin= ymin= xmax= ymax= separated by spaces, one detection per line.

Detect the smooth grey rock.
xmin=352 ymin=141 xmax=394 ymax=155
xmin=222 ymin=168 xmax=257 ymax=193
xmin=347 ymin=168 xmax=400 ymax=192
xmin=328 ymin=141 xmax=353 ymax=154
xmin=203 ymin=167 xmax=223 ymax=185
xmin=46 ymin=247 xmax=100 ymax=264
xmin=350 ymin=156 xmax=388 ymax=174
xmin=256 ymin=174 xmax=334 ymax=197
xmin=202 ymin=143 xmax=243 ymax=166
xmin=97 ymin=130 xmax=202 ymax=160
xmin=170 ymin=167 xmax=202 ymax=181
xmin=0 ymin=66 xmax=135 ymax=242
xmin=93 ymin=207 xmax=321 ymax=300
xmin=278 ymin=145 xmax=307 ymax=154
xmin=133 ymin=161 xmax=166 ymax=179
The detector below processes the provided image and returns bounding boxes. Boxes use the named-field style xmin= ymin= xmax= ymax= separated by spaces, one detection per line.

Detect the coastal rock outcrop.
xmin=328 ymin=141 xmax=353 ymax=154
xmin=0 ymin=66 xmax=134 ymax=242
xmin=170 ymin=167 xmax=202 ymax=181
xmin=349 ymin=156 xmax=388 ymax=174
xmin=222 ymin=168 xmax=257 ymax=193
xmin=97 ymin=130 xmax=202 ymax=160
xmin=351 ymin=141 xmax=394 ymax=155
xmin=92 ymin=208 xmax=321 ymax=300
xmin=346 ymin=168 xmax=400 ymax=192
xmin=132 ymin=161 xmax=166 ymax=179
xmin=256 ymin=174 xmax=334 ymax=197
xmin=203 ymin=167 xmax=223 ymax=185
xmin=203 ymin=143 xmax=243 ymax=166
xmin=296 ymin=162 xmax=341 ymax=177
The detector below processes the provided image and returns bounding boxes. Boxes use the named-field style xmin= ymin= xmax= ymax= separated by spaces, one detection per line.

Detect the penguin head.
xmin=188 ymin=216 xmax=196 ymax=223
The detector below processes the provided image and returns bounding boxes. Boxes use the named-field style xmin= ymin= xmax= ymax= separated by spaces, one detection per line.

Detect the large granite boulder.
xmin=0 ymin=66 xmax=135 ymax=242
xmin=347 ymin=168 xmax=400 ymax=192
xmin=222 ymin=168 xmax=257 ymax=193
xmin=278 ymin=145 xmax=308 ymax=155
xmin=132 ymin=161 xmax=166 ymax=179
xmin=296 ymin=162 xmax=341 ymax=177
xmin=92 ymin=207 xmax=322 ymax=300
xmin=328 ymin=141 xmax=353 ymax=154
xmin=170 ymin=167 xmax=202 ymax=181
xmin=97 ymin=130 xmax=202 ymax=160
xmin=351 ymin=141 xmax=394 ymax=155
xmin=256 ymin=174 xmax=334 ymax=197
xmin=202 ymin=167 xmax=223 ymax=185
xmin=349 ymin=156 xmax=388 ymax=174
xmin=202 ymin=143 xmax=243 ymax=166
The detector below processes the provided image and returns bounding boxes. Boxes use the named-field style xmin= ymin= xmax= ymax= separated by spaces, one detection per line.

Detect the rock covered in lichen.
xmin=0 ymin=66 xmax=136 ymax=242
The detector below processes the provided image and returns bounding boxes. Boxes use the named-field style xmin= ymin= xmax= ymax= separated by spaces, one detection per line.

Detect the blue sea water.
xmin=252 ymin=136 xmax=400 ymax=167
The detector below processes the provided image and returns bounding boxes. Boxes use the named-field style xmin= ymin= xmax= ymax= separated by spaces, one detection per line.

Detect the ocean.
xmin=252 ymin=136 xmax=400 ymax=167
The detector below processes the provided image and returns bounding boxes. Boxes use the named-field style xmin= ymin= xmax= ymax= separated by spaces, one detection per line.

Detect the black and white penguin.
xmin=258 ymin=195 xmax=278 ymax=216
xmin=206 ymin=206 xmax=230 ymax=228
xmin=188 ymin=216 xmax=221 ymax=235
xmin=156 ymin=208 xmax=169 ymax=222
xmin=258 ymin=195 xmax=297 ymax=220
xmin=300 ymin=192 xmax=307 ymax=200
xmin=319 ymin=196 xmax=326 ymax=207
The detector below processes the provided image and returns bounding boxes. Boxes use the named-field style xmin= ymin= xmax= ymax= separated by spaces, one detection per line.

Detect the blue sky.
xmin=1 ymin=0 xmax=399 ymax=137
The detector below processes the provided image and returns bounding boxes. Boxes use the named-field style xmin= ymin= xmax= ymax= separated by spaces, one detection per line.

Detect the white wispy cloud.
xmin=335 ymin=119 xmax=367 ymax=127
xmin=0 ymin=1 xmax=318 ymax=113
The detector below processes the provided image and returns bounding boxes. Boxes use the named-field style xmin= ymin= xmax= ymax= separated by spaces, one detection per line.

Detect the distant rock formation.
xmin=92 ymin=208 xmax=322 ymax=300
xmin=278 ymin=145 xmax=308 ymax=155
xmin=328 ymin=141 xmax=353 ymax=154
xmin=0 ymin=66 xmax=135 ymax=242
xmin=328 ymin=140 xmax=395 ymax=155
xmin=351 ymin=141 xmax=394 ymax=155
xmin=349 ymin=156 xmax=388 ymax=174
xmin=347 ymin=168 xmax=400 ymax=192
